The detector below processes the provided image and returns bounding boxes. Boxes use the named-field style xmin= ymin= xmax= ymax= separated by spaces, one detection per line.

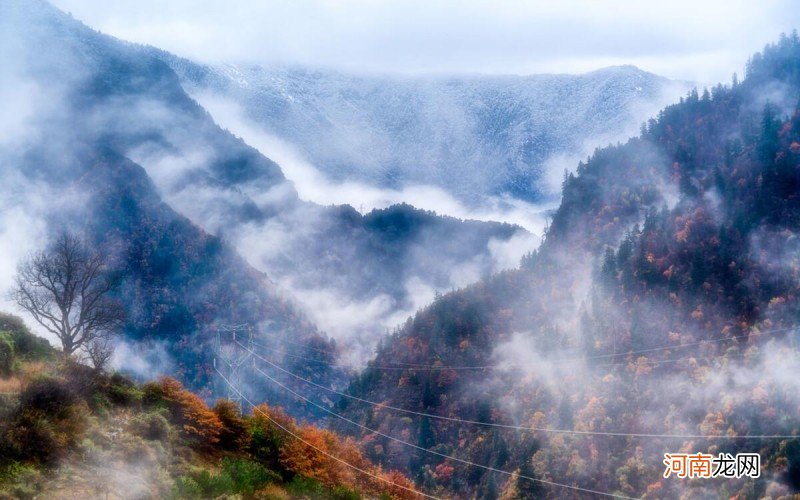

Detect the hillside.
xmin=332 ymin=33 xmax=800 ymax=498
xmin=0 ymin=313 xmax=420 ymax=499
xmin=0 ymin=0 xmax=332 ymax=396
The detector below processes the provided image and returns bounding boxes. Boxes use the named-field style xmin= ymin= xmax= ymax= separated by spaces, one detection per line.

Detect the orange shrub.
xmin=159 ymin=377 xmax=222 ymax=447
xmin=249 ymin=403 xmax=421 ymax=499
xmin=280 ymin=425 xmax=336 ymax=485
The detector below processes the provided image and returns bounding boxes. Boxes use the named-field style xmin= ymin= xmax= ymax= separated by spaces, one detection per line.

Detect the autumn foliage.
xmin=158 ymin=377 xmax=223 ymax=447
xmin=250 ymin=403 xmax=421 ymax=499
xmin=141 ymin=381 xmax=420 ymax=498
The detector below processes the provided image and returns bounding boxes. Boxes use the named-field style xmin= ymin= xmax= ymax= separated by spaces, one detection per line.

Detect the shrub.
xmin=0 ymin=461 xmax=40 ymax=484
xmin=220 ymin=457 xmax=280 ymax=495
xmin=78 ymin=437 xmax=100 ymax=458
xmin=141 ymin=381 xmax=166 ymax=408
xmin=171 ymin=469 xmax=232 ymax=499
xmin=89 ymin=392 xmax=111 ymax=417
xmin=2 ymin=378 xmax=89 ymax=464
xmin=257 ymin=483 xmax=291 ymax=500
xmin=249 ymin=406 xmax=289 ymax=477
xmin=117 ymin=434 xmax=155 ymax=464
xmin=0 ymin=332 xmax=14 ymax=376
xmin=4 ymin=409 xmax=66 ymax=464
xmin=131 ymin=411 xmax=171 ymax=442
xmin=0 ymin=314 xmax=50 ymax=360
xmin=287 ymin=476 xmax=325 ymax=497
xmin=212 ymin=399 xmax=249 ymax=451
xmin=19 ymin=378 xmax=78 ymax=419
xmin=106 ymin=381 xmax=142 ymax=407
xmin=170 ymin=476 xmax=202 ymax=499
xmin=169 ymin=459 xmax=281 ymax=499
xmin=331 ymin=485 xmax=362 ymax=500
xmin=280 ymin=426 xmax=338 ymax=485
xmin=158 ymin=377 xmax=222 ymax=447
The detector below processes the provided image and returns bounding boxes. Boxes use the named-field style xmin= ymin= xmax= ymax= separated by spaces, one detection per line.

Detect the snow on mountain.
xmin=164 ymin=60 xmax=692 ymax=216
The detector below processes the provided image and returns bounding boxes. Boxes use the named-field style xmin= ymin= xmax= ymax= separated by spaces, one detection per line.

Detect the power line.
xmin=214 ymin=365 xmax=440 ymax=500
xmin=253 ymin=326 xmax=797 ymax=373
xmin=241 ymin=340 xmax=800 ymax=440
xmin=253 ymin=343 xmax=713 ymax=371
xmin=251 ymin=363 xmax=639 ymax=500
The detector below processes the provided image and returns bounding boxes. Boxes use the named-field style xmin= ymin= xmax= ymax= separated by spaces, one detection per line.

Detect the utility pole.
xmin=213 ymin=323 xmax=253 ymax=412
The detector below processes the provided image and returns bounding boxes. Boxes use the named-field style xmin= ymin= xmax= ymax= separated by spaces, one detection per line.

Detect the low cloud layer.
xmin=195 ymin=91 xmax=554 ymax=236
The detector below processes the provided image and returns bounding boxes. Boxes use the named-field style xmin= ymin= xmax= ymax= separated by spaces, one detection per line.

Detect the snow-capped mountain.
xmin=163 ymin=60 xmax=691 ymax=208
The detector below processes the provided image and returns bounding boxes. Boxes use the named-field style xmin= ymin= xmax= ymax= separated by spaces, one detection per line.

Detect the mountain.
xmin=160 ymin=58 xmax=690 ymax=206
xmin=333 ymin=33 xmax=800 ymax=498
xmin=0 ymin=0 xmax=526 ymax=391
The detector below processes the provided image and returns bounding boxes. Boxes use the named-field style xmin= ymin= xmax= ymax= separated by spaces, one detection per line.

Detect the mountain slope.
xmin=0 ymin=0 xmax=330 ymax=396
xmin=335 ymin=33 xmax=800 ymax=498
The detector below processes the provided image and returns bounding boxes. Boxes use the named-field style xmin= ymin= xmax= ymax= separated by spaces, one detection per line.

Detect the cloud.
xmin=111 ymin=340 xmax=176 ymax=380
xmin=0 ymin=193 xmax=48 ymax=312
xmin=0 ymin=76 xmax=43 ymax=149
xmin=52 ymin=0 xmax=800 ymax=83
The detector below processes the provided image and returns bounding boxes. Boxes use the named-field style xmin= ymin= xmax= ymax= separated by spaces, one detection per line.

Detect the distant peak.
xmin=587 ymin=65 xmax=650 ymax=76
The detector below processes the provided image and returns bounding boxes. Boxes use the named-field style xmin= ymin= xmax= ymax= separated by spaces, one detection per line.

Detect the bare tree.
xmin=12 ymin=232 xmax=125 ymax=357
xmin=85 ymin=336 xmax=114 ymax=372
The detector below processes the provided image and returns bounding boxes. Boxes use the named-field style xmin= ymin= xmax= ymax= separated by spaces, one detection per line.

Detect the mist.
xmin=113 ymin=87 xmax=546 ymax=365
xmin=192 ymin=91 xmax=554 ymax=234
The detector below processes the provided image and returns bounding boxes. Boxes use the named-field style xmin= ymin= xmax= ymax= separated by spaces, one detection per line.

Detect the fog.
xmin=0 ymin=41 xmax=66 ymax=343
xmin=119 ymin=89 xmax=547 ymax=364
xmin=0 ymin=0 xmax=547 ymax=372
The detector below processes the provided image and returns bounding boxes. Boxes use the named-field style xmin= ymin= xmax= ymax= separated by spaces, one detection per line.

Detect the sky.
xmin=50 ymin=0 xmax=800 ymax=84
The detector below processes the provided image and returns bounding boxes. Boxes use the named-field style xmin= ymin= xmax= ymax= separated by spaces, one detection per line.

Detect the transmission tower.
xmin=213 ymin=323 xmax=253 ymax=411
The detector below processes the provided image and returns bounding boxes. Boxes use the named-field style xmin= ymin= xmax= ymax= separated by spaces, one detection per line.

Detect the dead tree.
xmin=12 ymin=232 xmax=125 ymax=357
xmin=85 ymin=336 xmax=114 ymax=372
